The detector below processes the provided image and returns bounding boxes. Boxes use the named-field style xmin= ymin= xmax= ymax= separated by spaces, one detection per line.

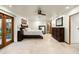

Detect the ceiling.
xmin=3 ymin=5 xmax=78 ymax=17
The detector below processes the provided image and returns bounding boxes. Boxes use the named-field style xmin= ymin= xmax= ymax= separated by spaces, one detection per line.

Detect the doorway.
xmin=69 ymin=12 xmax=79 ymax=44
xmin=0 ymin=13 xmax=14 ymax=48
xmin=47 ymin=22 xmax=52 ymax=34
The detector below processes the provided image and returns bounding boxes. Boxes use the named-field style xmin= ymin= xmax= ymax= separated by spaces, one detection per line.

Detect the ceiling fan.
xmin=37 ymin=7 xmax=46 ymax=16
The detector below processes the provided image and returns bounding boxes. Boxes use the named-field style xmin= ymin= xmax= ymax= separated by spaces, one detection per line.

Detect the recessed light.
xmin=65 ymin=6 xmax=70 ymax=9
xmin=9 ymin=5 xmax=12 ymax=8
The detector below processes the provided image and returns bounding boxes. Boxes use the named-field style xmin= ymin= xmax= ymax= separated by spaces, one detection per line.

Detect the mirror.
xmin=56 ymin=17 xmax=63 ymax=26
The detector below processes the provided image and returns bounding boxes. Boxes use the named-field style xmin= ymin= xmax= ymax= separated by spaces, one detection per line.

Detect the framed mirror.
xmin=56 ymin=17 xmax=63 ymax=26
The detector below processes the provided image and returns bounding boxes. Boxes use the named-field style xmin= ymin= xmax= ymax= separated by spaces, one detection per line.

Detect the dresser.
xmin=52 ymin=27 xmax=64 ymax=42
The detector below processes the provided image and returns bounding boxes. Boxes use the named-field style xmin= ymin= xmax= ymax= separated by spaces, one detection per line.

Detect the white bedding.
xmin=23 ymin=28 xmax=43 ymax=36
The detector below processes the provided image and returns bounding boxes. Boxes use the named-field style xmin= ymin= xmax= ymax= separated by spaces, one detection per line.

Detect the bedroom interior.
xmin=0 ymin=5 xmax=79 ymax=53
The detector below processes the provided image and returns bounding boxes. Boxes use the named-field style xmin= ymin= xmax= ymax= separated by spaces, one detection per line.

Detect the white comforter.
xmin=23 ymin=29 xmax=43 ymax=36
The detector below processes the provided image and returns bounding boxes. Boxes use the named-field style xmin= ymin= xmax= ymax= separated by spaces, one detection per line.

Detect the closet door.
xmin=5 ymin=15 xmax=14 ymax=45
xmin=0 ymin=14 xmax=3 ymax=48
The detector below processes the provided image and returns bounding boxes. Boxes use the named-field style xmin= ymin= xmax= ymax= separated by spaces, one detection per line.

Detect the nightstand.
xmin=17 ymin=31 xmax=23 ymax=41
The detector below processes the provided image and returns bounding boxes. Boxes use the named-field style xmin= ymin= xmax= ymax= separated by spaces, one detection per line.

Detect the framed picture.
xmin=56 ymin=17 xmax=63 ymax=26
xmin=39 ymin=25 xmax=46 ymax=34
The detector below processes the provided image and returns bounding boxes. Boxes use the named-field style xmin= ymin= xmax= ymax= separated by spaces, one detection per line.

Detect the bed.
xmin=21 ymin=28 xmax=43 ymax=39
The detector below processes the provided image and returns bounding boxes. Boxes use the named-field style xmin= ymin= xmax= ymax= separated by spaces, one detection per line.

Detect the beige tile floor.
xmin=0 ymin=34 xmax=79 ymax=54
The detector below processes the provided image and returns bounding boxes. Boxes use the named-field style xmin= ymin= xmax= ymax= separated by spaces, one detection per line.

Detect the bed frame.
xmin=20 ymin=29 xmax=43 ymax=39
xmin=23 ymin=35 xmax=43 ymax=39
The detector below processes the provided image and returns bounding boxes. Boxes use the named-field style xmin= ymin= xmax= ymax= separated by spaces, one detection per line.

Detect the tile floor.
xmin=0 ymin=34 xmax=79 ymax=54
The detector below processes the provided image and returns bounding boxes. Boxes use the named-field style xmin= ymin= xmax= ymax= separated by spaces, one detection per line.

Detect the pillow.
xmin=25 ymin=28 xmax=31 ymax=31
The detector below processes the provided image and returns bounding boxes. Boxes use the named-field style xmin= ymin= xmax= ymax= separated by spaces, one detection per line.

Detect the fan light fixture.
xmin=9 ymin=5 xmax=13 ymax=8
xmin=37 ymin=7 xmax=46 ymax=16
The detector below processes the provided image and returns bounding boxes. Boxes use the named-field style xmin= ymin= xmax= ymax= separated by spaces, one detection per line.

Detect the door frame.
xmin=69 ymin=12 xmax=79 ymax=44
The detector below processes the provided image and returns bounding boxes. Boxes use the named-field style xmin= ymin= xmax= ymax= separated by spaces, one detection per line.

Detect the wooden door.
xmin=47 ymin=22 xmax=52 ymax=34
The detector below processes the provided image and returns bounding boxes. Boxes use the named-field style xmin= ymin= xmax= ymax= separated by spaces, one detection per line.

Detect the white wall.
xmin=27 ymin=15 xmax=47 ymax=30
xmin=63 ymin=15 xmax=69 ymax=43
xmin=51 ymin=20 xmax=56 ymax=27
xmin=14 ymin=16 xmax=22 ymax=42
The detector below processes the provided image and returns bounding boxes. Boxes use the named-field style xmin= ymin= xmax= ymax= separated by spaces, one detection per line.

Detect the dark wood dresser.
xmin=52 ymin=27 xmax=64 ymax=42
